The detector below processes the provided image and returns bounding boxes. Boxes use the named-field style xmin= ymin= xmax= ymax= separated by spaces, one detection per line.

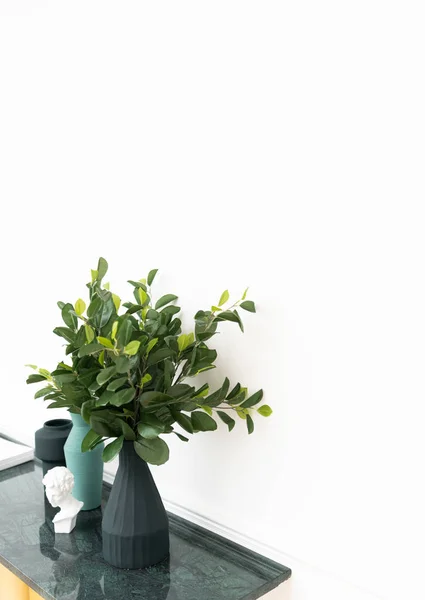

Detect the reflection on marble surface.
xmin=0 ymin=461 xmax=290 ymax=600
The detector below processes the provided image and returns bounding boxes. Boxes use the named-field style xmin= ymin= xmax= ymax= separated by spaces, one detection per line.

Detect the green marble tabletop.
xmin=0 ymin=461 xmax=291 ymax=600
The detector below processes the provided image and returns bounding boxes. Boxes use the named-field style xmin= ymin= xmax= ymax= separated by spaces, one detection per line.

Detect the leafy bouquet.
xmin=27 ymin=258 xmax=272 ymax=465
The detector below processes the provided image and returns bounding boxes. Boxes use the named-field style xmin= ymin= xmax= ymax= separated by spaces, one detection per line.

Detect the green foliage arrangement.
xmin=26 ymin=258 xmax=272 ymax=465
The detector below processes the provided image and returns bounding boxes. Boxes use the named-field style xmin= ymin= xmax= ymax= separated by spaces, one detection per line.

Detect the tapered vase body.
xmin=102 ymin=441 xmax=169 ymax=569
xmin=64 ymin=413 xmax=104 ymax=511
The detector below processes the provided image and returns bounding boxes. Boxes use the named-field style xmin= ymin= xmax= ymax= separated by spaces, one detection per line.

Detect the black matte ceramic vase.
xmin=35 ymin=419 xmax=73 ymax=475
xmin=102 ymin=441 xmax=169 ymax=569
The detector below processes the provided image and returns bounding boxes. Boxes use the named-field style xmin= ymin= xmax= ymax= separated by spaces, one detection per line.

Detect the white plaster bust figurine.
xmin=42 ymin=467 xmax=84 ymax=533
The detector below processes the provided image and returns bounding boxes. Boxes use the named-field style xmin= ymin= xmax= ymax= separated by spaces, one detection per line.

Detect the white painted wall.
xmin=1 ymin=2 xmax=424 ymax=599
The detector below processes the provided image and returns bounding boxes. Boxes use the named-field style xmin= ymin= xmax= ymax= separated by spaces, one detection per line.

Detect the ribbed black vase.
xmin=102 ymin=441 xmax=169 ymax=569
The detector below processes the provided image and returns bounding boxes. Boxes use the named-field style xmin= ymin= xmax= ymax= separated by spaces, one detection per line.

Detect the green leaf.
xmin=236 ymin=407 xmax=248 ymax=420
xmin=211 ymin=306 xmax=222 ymax=312
xmin=96 ymin=389 xmax=116 ymax=406
xmin=81 ymin=399 xmax=96 ymax=423
xmin=90 ymin=415 xmax=117 ymax=437
xmin=227 ymin=383 xmax=241 ymax=400
xmin=127 ymin=280 xmax=148 ymax=290
xmin=96 ymin=366 xmax=116 ymax=385
xmin=257 ymin=404 xmax=273 ymax=417
xmin=103 ymin=436 xmax=124 ymax=462
xmin=146 ymin=338 xmax=158 ymax=355
xmin=172 ymin=410 xmax=194 ymax=434
xmin=242 ymin=287 xmax=249 ymax=300
xmin=147 ymin=348 xmax=173 ymax=366
xmin=134 ymin=438 xmax=169 ymax=466
xmin=116 ymin=319 xmax=133 ymax=347
xmin=58 ymin=362 xmax=72 ymax=371
xmin=96 ymin=297 xmax=115 ymax=329
xmin=107 ymin=376 xmax=128 ymax=391
xmin=38 ymin=368 xmax=51 ymax=379
xmin=174 ymin=432 xmax=189 ymax=442
xmin=141 ymin=373 xmax=152 ymax=385
xmin=199 ymin=405 xmax=212 ymax=416
xmin=191 ymin=411 xmax=217 ymax=432
xmin=26 ymin=374 xmax=47 ymax=384
xmin=119 ymin=419 xmax=136 ymax=440
xmin=240 ymin=300 xmax=256 ymax=313
xmin=240 ymin=389 xmax=264 ymax=408
xmin=77 ymin=367 xmax=99 ymax=388
xmin=234 ymin=309 xmax=244 ymax=332
xmin=34 ymin=387 xmax=54 ymax=399
xmin=43 ymin=391 xmax=63 ymax=400
xmin=139 ymin=414 xmax=166 ymax=434
xmin=75 ymin=298 xmax=86 ymax=316
xmin=246 ymin=413 xmax=254 ymax=434
xmin=53 ymin=327 xmax=76 ymax=343
xmin=196 ymin=365 xmax=216 ymax=374
xmin=111 ymin=321 xmax=118 ymax=341
xmin=125 ymin=303 xmax=143 ymax=315
xmin=202 ymin=377 xmax=229 ymax=407
xmin=97 ymin=336 xmax=114 ymax=349
xmin=146 ymin=309 xmax=159 ymax=320
xmin=87 ymin=296 xmax=102 ymax=318
xmin=168 ymin=318 xmax=182 ymax=336
xmin=52 ymin=372 xmax=76 ymax=384
xmin=139 ymin=391 xmax=172 ymax=408
xmin=25 ymin=364 xmax=38 ymax=370
xmin=90 ymin=413 xmax=116 ymax=437
xmin=217 ymin=410 xmax=236 ymax=431
xmin=216 ymin=310 xmax=239 ymax=323
xmin=124 ymin=340 xmax=140 ymax=356
xmin=111 ymin=387 xmax=136 ymax=407
xmin=97 ymin=257 xmax=108 ymax=282
xmin=177 ymin=332 xmax=195 ymax=352
xmin=161 ymin=305 xmax=181 ymax=316
xmin=193 ymin=383 xmax=209 ymax=398
xmin=112 ymin=293 xmax=121 ymax=311
xmin=137 ymin=417 xmax=165 ymax=439
xmin=218 ymin=289 xmax=229 ymax=306
xmin=61 ymin=303 xmax=78 ymax=330
xmin=138 ymin=287 xmax=148 ymax=306
xmin=91 ymin=269 xmax=98 ymax=283
xmin=215 ymin=309 xmax=244 ymax=332
xmin=147 ymin=269 xmax=158 ymax=286
xmin=164 ymin=336 xmax=179 ymax=353
xmin=167 ymin=384 xmax=194 ymax=398
xmin=78 ymin=342 xmax=104 ymax=357
xmin=155 ymin=294 xmax=178 ymax=310
xmin=81 ymin=429 xmax=103 ymax=452
xmin=114 ymin=355 xmax=130 ymax=373
xmin=228 ymin=390 xmax=247 ymax=405
xmin=84 ymin=325 xmax=95 ymax=343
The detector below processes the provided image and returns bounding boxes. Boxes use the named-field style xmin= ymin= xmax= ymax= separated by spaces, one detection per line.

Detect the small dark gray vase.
xmin=35 ymin=419 xmax=73 ymax=475
xmin=102 ymin=441 xmax=169 ymax=569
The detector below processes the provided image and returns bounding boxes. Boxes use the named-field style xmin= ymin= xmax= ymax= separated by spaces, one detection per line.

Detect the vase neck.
xmin=70 ymin=413 xmax=88 ymax=428
xmin=44 ymin=419 xmax=72 ymax=430
xmin=119 ymin=441 xmax=147 ymax=470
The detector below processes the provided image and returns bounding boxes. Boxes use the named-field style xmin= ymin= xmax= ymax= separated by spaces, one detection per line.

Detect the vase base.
xmin=102 ymin=529 xmax=169 ymax=569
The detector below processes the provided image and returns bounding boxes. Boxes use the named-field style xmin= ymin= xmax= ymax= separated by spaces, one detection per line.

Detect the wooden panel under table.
xmin=0 ymin=563 xmax=43 ymax=600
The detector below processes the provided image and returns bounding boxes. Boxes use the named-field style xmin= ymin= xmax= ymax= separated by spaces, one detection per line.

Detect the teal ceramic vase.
xmin=64 ymin=413 xmax=104 ymax=511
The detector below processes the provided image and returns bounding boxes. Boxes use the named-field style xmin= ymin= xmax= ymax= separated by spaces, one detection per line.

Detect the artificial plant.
xmin=27 ymin=258 xmax=272 ymax=465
